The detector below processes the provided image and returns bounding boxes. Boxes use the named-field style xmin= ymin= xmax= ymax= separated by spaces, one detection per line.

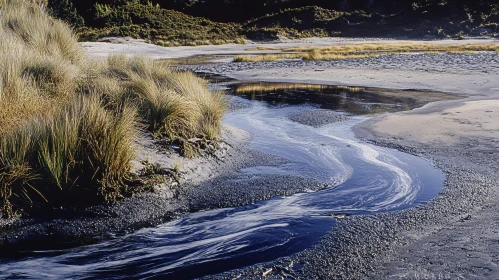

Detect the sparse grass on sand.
xmin=235 ymin=42 xmax=499 ymax=62
xmin=0 ymin=0 xmax=225 ymax=218
xmin=233 ymin=52 xmax=375 ymax=62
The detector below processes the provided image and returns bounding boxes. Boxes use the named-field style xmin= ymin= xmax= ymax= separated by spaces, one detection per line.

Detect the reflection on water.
xmin=160 ymin=56 xmax=215 ymax=66
xmin=0 ymin=81 xmax=449 ymax=280
xmin=227 ymin=82 xmax=455 ymax=115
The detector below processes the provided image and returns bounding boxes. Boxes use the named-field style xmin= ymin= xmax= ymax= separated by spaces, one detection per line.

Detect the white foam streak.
xmin=326 ymin=134 xmax=415 ymax=211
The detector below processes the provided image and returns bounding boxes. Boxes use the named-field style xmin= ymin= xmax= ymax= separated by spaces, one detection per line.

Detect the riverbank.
xmin=3 ymin=37 xmax=499 ymax=279
xmin=178 ymin=40 xmax=499 ymax=279
xmin=0 ymin=123 xmax=305 ymax=254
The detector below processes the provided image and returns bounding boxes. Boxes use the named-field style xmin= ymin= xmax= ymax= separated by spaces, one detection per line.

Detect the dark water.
xmin=228 ymin=82 xmax=427 ymax=114
xmin=0 ymin=82 xmax=447 ymax=279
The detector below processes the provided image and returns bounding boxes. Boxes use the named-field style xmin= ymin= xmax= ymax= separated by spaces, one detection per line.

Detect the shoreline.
xmin=178 ymin=40 xmax=499 ymax=279
xmin=178 ymin=42 xmax=499 ymax=278
xmin=2 ymin=38 xmax=499 ymax=279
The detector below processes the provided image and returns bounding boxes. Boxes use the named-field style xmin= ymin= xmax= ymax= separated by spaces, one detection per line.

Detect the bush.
xmin=47 ymin=0 xmax=84 ymax=28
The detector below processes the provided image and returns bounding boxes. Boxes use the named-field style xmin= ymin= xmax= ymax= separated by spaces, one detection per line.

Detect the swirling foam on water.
xmin=0 ymin=95 xmax=445 ymax=279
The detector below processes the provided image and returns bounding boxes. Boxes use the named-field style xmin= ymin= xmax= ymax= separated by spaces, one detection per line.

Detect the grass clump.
xmin=233 ymin=53 xmax=303 ymax=62
xmin=235 ymin=42 xmax=499 ymax=62
xmin=1 ymin=97 xmax=139 ymax=215
xmin=96 ymin=55 xmax=227 ymax=141
xmin=0 ymin=1 xmax=226 ymax=218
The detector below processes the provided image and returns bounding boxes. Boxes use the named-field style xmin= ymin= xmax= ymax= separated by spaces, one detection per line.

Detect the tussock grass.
xmin=165 ymin=72 xmax=226 ymax=140
xmin=303 ymin=51 xmax=376 ymax=61
xmin=0 ymin=0 xmax=83 ymax=64
xmin=130 ymin=76 xmax=200 ymax=139
xmin=97 ymin=56 xmax=226 ymax=141
xmin=1 ymin=97 xmax=139 ymax=215
xmin=237 ymin=42 xmax=499 ymax=62
xmin=234 ymin=53 xmax=303 ymax=62
xmin=0 ymin=1 xmax=225 ymax=217
xmin=0 ymin=126 xmax=38 ymax=216
xmin=0 ymin=1 xmax=80 ymax=132
xmin=129 ymin=67 xmax=226 ymax=140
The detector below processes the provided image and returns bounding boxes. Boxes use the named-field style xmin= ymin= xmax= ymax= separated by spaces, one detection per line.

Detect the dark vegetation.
xmin=46 ymin=0 xmax=499 ymax=44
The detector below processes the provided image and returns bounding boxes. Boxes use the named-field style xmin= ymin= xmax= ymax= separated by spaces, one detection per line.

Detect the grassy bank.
xmin=0 ymin=0 xmax=225 ymax=218
xmin=234 ymin=42 xmax=499 ymax=62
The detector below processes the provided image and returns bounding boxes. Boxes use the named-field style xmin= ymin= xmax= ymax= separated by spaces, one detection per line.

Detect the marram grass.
xmin=0 ymin=1 xmax=226 ymax=218
xmin=0 ymin=96 xmax=139 ymax=215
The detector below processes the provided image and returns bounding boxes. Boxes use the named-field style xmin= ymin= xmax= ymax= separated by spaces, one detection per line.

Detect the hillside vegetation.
xmin=0 ymin=0 xmax=225 ymax=218
xmin=79 ymin=2 xmax=244 ymax=46
xmin=47 ymin=0 xmax=499 ymax=43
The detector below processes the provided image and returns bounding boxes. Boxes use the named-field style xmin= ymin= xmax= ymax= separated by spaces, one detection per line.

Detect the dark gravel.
xmin=181 ymin=52 xmax=499 ymax=76
xmin=287 ymin=109 xmax=350 ymax=127
xmin=199 ymin=129 xmax=499 ymax=280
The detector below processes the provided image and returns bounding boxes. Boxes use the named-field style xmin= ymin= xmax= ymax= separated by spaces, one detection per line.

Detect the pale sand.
xmin=372 ymin=100 xmax=499 ymax=144
xmin=229 ymin=67 xmax=499 ymax=144
xmin=131 ymin=124 xmax=251 ymax=191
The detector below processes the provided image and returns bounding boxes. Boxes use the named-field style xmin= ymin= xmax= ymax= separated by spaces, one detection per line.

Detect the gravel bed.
xmin=181 ymin=52 xmax=499 ymax=75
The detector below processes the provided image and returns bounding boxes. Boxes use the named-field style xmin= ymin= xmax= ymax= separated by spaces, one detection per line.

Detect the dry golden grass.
xmin=96 ymin=56 xmax=226 ymax=141
xmin=234 ymin=53 xmax=303 ymax=62
xmin=0 ymin=36 xmax=71 ymax=134
xmin=303 ymin=49 xmax=376 ymax=61
xmin=282 ymin=42 xmax=499 ymax=53
xmin=0 ymin=0 xmax=83 ymax=64
xmin=165 ymin=72 xmax=226 ymax=140
xmin=1 ymin=96 xmax=139 ymax=214
xmin=0 ymin=1 xmax=226 ymax=217
xmin=128 ymin=65 xmax=226 ymax=140
xmin=0 ymin=1 xmax=81 ymax=132
xmin=234 ymin=51 xmax=375 ymax=62
xmin=131 ymin=75 xmax=200 ymax=138
xmin=238 ymin=42 xmax=499 ymax=62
